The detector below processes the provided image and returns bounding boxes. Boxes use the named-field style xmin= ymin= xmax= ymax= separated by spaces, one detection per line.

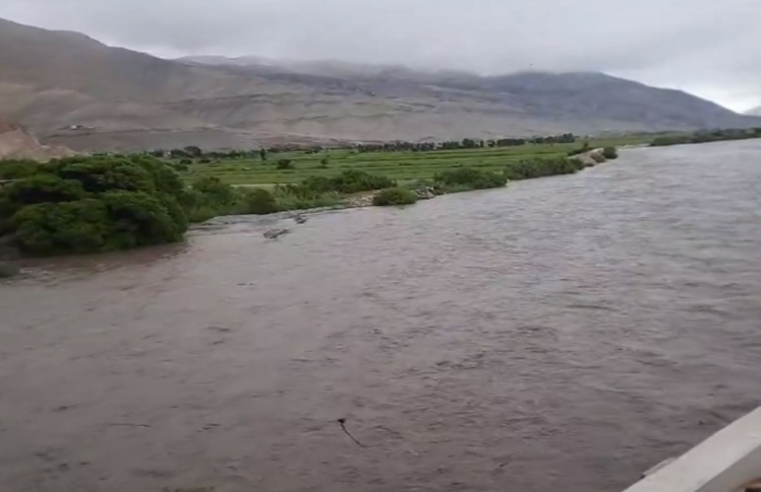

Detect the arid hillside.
xmin=1 ymin=17 xmax=759 ymax=151
xmin=0 ymin=121 xmax=74 ymax=161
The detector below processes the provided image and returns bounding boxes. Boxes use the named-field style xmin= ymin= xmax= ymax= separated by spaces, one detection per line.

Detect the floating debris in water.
xmin=263 ymin=228 xmax=291 ymax=239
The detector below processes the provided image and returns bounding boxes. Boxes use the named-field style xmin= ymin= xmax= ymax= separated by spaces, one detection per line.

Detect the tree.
xmin=245 ymin=189 xmax=278 ymax=214
xmin=184 ymin=146 xmax=202 ymax=158
xmin=260 ymin=148 xmax=268 ymax=161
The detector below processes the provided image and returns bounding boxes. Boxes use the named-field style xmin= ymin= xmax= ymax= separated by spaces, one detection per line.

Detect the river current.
xmin=1 ymin=140 xmax=760 ymax=492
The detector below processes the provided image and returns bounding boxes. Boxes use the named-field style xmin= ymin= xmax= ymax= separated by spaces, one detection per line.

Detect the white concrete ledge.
xmin=625 ymin=407 xmax=761 ymax=492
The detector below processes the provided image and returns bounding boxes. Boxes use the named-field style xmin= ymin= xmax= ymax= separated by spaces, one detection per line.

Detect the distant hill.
xmin=745 ymin=107 xmax=761 ymax=117
xmin=1 ymin=17 xmax=760 ymax=152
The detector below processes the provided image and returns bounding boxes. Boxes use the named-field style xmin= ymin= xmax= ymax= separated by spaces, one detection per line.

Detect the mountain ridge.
xmin=1 ymin=17 xmax=759 ymax=151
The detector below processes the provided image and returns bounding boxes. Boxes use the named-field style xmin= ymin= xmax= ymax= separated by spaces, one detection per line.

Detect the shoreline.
xmin=195 ymin=148 xmax=612 ymax=230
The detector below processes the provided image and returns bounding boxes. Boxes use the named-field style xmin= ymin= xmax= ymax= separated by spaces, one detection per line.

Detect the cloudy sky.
xmin=1 ymin=0 xmax=759 ymax=111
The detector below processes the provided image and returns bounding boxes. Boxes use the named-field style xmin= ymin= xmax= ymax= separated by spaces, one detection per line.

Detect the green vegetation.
xmin=434 ymin=168 xmax=507 ymax=191
xmin=0 ymin=135 xmax=643 ymax=256
xmin=503 ymin=157 xmax=583 ymax=181
xmin=172 ymin=136 xmax=644 ymax=186
xmin=1 ymin=155 xmax=188 ymax=255
xmin=373 ymin=188 xmax=419 ymax=206
xmin=602 ymin=147 xmax=619 ymax=159
xmin=244 ymin=188 xmax=278 ymax=215
xmin=651 ymin=128 xmax=761 ymax=147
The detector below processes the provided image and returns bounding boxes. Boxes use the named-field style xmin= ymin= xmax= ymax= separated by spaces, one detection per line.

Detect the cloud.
xmin=1 ymin=0 xmax=759 ymax=111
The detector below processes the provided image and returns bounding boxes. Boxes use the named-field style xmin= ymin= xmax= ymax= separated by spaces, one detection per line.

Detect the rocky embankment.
xmin=573 ymin=148 xmax=608 ymax=167
xmin=0 ymin=121 xmax=75 ymax=161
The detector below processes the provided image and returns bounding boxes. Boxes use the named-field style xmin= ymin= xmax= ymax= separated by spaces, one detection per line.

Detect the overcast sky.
xmin=1 ymin=0 xmax=759 ymax=111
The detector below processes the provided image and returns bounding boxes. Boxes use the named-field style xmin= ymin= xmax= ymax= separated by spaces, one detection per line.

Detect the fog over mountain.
xmin=1 ymin=2 xmax=760 ymax=151
xmin=1 ymin=0 xmax=759 ymax=112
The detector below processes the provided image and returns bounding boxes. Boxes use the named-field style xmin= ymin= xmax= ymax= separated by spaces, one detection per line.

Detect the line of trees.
xmin=651 ymin=128 xmax=761 ymax=147
xmin=142 ymin=134 xmax=579 ymax=162
xmin=354 ymin=134 xmax=576 ymax=153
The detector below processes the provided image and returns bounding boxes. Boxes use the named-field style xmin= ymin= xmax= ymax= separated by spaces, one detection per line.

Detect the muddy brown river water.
xmin=2 ymin=141 xmax=761 ymax=492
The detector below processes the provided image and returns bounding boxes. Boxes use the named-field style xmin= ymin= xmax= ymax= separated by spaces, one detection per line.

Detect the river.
xmin=1 ymin=140 xmax=761 ymax=492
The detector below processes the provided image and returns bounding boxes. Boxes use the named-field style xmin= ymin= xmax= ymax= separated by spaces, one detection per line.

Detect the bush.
xmin=101 ymin=190 xmax=185 ymax=248
xmin=271 ymin=187 xmax=342 ymax=211
xmin=191 ymin=177 xmax=235 ymax=206
xmin=3 ymin=175 xmax=87 ymax=210
xmin=503 ymin=157 xmax=583 ymax=181
xmin=244 ymin=188 xmax=278 ymax=215
xmin=0 ymin=160 xmax=42 ymax=180
xmin=1 ymin=155 xmax=190 ymax=255
xmin=13 ymin=199 xmax=113 ymax=255
xmin=434 ymin=168 xmax=507 ymax=190
xmin=277 ymin=159 xmax=295 ymax=170
xmin=296 ymin=170 xmax=395 ymax=195
xmin=373 ymin=188 xmax=419 ymax=206
xmin=54 ymin=156 xmax=156 ymax=194
xmin=602 ymin=147 xmax=618 ymax=159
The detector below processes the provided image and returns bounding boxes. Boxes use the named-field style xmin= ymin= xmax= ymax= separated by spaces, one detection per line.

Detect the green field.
xmin=178 ymin=136 xmax=647 ymax=186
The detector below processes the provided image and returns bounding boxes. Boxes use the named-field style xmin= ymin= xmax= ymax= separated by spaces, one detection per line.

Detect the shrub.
xmin=54 ymin=156 xmax=156 ymax=194
xmin=296 ymin=170 xmax=395 ymax=195
xmin=2 ymin=156 xmax=190 ymax=255
xmin=3 ymin=175 xmax=87 ymax=209
xmin=0 ymin=160 xmax=41 ymax=179
xmin=503 ymin=157 xmax=583 ymax=181
xmin=244 ymin=188 xmax=278 ymax=215
xmin=277 ymin=159 xmax=295 ymax=170
xmin=434 ymin=168 xmax=507 ymax=190
xmin=157 ymin=194 xmax=189 ymax=235
xmin=271 ymin=187 xmax=342 ymax=211
xmin=13 ymin=199 xmax=113 ymax=255
xmin=191 ymin=176 xmax=235 ymax=206
xmin=101 ymin=190 xmax=185 ymax=248
xmin=373 ymin=188 xmax=419 ymax=206
xmin=602 ymin=147 xmax=618 ymax=159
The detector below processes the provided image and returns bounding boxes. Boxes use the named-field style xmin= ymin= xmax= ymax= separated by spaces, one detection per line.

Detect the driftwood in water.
xmin=263 ymin=228 xmax=291 ymax=239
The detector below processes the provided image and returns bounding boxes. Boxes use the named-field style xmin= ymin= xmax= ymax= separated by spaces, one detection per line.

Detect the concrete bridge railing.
xmin=625 ymin=407 xmax=761 ymax=492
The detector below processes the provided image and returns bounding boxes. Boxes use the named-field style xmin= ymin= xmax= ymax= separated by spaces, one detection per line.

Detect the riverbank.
xmin=0 ymin=148 xmax=613 ymax=261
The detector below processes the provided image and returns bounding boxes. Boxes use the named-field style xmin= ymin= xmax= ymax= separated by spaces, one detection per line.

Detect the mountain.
xmin=745 ymin=107 xmax=761 ymax=117
xmin=1 ymin=17 xmax=759 ymax=152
